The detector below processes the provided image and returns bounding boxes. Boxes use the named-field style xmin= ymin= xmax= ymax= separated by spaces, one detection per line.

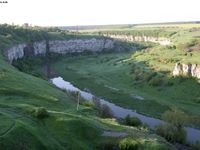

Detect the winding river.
xmin=51 ymin=76 xmax=200 ymax=143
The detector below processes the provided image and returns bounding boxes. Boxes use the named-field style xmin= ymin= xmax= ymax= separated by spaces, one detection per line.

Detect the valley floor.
xmin=49 ymin=51 xmax=200 ymax=127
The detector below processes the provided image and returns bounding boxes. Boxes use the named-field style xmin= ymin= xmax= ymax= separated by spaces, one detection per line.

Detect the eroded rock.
xmin=6 ymin=38 xmax=114 ymax=62
xmin=173 ymin=63 xmax=200 ymax=79
xmin=103 ymin=34 xmax=171 ymax=45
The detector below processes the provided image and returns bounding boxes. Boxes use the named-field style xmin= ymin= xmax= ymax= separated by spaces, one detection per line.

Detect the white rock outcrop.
xmin=49 ymin=38 xmax=114 ymax=54
xmin=7 ymin=44 xmax=26 ymax=62
xmin=173 ymin=63 xmax=200 ymax=79
xmin=103 ymin=34 xmax=171 ymax=45
xmin=6 ymin=38 xmax=114 ymax=62
xmin=33 ymin=41 xmax=46 ymax=55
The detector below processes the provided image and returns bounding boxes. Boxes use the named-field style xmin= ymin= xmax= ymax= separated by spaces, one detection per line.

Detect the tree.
xmin=156 ymin=108 xmax=188 ymax=143
xmin=162 ymin=108 xmax=188 ymax=130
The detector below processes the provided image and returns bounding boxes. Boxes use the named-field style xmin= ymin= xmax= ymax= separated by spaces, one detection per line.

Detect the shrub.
xmin=100 ymin=104 xmax=114 ymax=118
xmin=156 ymin=124 xmax=186 ymax=144
xmin=125 ymin=115 xmax=142 ymax=127
xmin=119 ymin=138 xmax=139 ymax=150
xmin=92 ymin=96 xmax=101 ymax=110
xmin=162 ymin=109 xmax=188 ymax=129
xmin=141 ymin=139 xmax=171 ymax=150
xmin=157 ymin=109 xmax=188 ymax=144
xmin=92 ymin=97 xmax=113 ymax=118
xmin=82 ymin=101 xmax=96 ymax=109
xmin=33 ymin=107 xmax=49 ymax=119
xmin=148 ymin=76 xmax=164 ymax=86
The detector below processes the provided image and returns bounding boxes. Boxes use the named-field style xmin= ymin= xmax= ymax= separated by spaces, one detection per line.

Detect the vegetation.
xmin=119 ymin=138 xmax=174 ymax=150
xmin=32 ymin=107 xmax=49 ymax=119
xmin=93 ymin=29 xmax=176 ymax=38
xmin=124 ymin=115 xmax=142 ymax=127
xmin=156 ymin=109 xmax=188 ymax=143
xmin=1 ymin=23 xmax=200 ymax=149
xmin=119 ymin=138 xmax=140 ymax=150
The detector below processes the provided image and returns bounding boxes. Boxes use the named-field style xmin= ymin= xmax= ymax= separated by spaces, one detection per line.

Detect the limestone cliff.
xmin=6 ymin=38 xmax=114 ymax=62
xmin=103 ymin=34 xmax=171 ymax=45
xmin=173 ymin=63 xmax=200 ymax=79
xmin=49 ymin=38 xmax=114 ymax=54
xmin=7 ymin=44 xmax=26 ymax=61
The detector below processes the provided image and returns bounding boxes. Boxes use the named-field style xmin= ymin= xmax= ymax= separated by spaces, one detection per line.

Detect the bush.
xmin=82 ymin=101 xmax=96 ymax=109
xmin=100 ymin=104 xmax=114 ymax=118
xmin=141 ymin=139 xmax=172 ymax=150
xmin=92 ymin=96 xmax=101 ymax=109
xmin=143 ymin=72 xmax=157 ymax=82
xmin=148 ymin=76 xmax=164 ymax=86
xmin=156 ymin=109 xmax=188 ymax=144
xmin=119 ymin=138 xmax=140 ymax=150
xmin=125 ymin=115 xmax=142 ymax=127
xmin=33 ymin=107 xmax=49 ymax=119
xmin=92 ymin=97 xmax=113 ymax=118
xmin=162 ymin=109 xmax=188 ymax=129
xmin=156 ymin=124 xmax=186 ymax=144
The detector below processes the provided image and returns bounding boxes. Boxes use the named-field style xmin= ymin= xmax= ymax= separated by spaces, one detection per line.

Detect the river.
xmin=51 ymin=76 xmax=200 ymax=143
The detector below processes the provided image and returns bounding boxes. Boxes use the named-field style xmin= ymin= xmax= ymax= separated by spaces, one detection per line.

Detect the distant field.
xmin=134 ymin=23 xmax=200 ymax=29
xmin=64 ymin=22 xmax=200 ymax=33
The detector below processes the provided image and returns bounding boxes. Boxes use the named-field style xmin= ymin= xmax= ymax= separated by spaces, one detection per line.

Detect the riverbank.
xmin=51 ymin=76 xmax=200 ymax=144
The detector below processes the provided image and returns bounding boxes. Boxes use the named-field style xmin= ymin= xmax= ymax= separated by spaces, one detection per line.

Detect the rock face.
xmin=103 ymin=34 xmax=171 ymax=45
xmin=173 ymin=63 xmax=200 ymax=79
xmin=7 ymin=44 xmax=26 ymax=62
xmin=33 ymin=41 xmax=47 ymax=55
xmin=49 ymin=38 xmax=114 ymax=54
xmin=6 ymin=38 xmax=114 ymax=62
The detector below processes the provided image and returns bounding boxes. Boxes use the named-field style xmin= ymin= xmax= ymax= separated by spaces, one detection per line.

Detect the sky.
xmin=0 ymin=0 xmax=200 ymax=26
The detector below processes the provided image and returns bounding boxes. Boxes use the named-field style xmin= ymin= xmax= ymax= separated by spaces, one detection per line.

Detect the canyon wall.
xmin=6 ymin=38 xmax=114 ymax=62
xmin=6 ymin=35 xmax=171 ymax=63
xmin=173 ymin=63 xmax=200 ymax=79
xmin=7 ymin=41 xmax=46 ymax=62
xmin=49 ymin=38 xmax=114 ymax=54
xmin=103 ymin=34 xmax=171 ymax=45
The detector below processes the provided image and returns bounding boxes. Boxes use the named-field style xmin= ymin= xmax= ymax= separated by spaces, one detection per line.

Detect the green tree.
xmin=156 ymin=108 xmax=188 ymax=143
xmin=162 ymin=108 xmax=188 ymax=130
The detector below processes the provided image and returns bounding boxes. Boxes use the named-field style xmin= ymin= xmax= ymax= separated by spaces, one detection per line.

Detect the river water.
xmin=51 ymin=76 xmax=200 ymax=143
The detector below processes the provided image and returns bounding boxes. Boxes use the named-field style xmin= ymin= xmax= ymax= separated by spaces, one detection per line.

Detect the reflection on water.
xmin=51 ymin=76 xmax=200 ymax=143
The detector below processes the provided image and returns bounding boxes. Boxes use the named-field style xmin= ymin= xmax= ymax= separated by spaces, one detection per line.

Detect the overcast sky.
xmin=0 ymin=0 xmax=200 ymax=26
